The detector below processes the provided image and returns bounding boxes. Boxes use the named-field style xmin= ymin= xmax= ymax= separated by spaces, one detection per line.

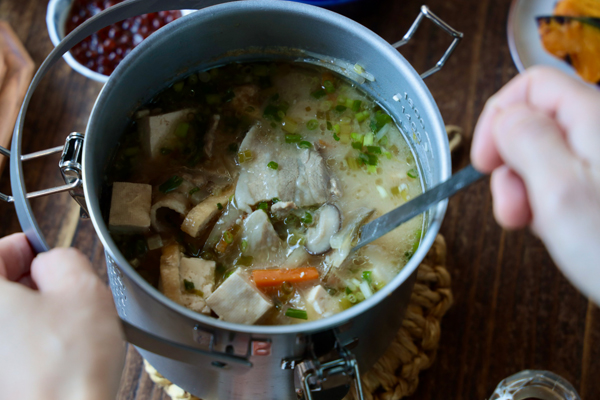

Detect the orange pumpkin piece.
xmin=553 ymin=0 xmax=600 ymax=18
xmin=537 ymin=16 xmax=600 ymax=85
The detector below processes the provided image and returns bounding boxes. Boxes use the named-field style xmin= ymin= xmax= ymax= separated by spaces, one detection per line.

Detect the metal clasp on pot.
xmin=291 ymin=333 xmax=364 ymax=400
xmin=0 ymin=133 xmax=84 ymax=204
xmin=393 ymin=5 xmax=463 ymax=79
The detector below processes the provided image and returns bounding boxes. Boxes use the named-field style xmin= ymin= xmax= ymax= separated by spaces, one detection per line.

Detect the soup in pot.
xmin=104 ymin=62 xmax=423 ymax=325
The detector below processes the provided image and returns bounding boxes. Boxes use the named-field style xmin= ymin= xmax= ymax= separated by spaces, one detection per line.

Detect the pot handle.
xmin=393 ymin=5 xmax=463 ymax=79
xmin=10 ymin=0 xmax=241 ymax=253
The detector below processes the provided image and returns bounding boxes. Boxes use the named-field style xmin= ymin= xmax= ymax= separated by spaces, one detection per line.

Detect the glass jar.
xmin=490 ymin=370 xmax=581 ymax=400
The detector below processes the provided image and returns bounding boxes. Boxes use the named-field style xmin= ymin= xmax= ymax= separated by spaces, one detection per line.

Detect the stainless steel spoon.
xmin=353 ymin=164 xmax=485 ymax=252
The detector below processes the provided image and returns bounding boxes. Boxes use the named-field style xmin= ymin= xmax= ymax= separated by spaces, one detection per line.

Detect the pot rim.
xmin=84 ymin=0 xmax=451 ymax=335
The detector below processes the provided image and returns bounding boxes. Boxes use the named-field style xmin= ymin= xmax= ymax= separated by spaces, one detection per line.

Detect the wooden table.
xmin=1 ymin=0 xmax=599 ymax=399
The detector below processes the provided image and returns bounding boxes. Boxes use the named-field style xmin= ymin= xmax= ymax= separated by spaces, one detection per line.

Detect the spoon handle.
xmin=353 ymin=164 xmax=485 ymax=251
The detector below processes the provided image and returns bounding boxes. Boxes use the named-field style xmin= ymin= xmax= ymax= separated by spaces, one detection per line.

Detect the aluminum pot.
xmin=2 ymin=1 xmax=461 ymax=399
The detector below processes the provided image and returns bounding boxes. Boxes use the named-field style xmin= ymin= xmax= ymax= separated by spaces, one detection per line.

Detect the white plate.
xmin=507 ymin=0 xmax=582 ymax=80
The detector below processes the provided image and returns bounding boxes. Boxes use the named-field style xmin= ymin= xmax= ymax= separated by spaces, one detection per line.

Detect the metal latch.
xmin=286 ymin=333 xmax=364 ymax=400
xmin=0 ymin=133 xmax=85 ymax=206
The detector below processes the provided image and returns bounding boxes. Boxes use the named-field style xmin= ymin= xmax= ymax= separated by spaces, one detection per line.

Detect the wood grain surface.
xmin=1 ymin=1 xmax=598 ymax=399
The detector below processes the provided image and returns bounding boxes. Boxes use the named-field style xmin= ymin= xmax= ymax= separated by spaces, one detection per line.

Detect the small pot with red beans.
xmin=47 ymin=0 xmax=184 ymax=82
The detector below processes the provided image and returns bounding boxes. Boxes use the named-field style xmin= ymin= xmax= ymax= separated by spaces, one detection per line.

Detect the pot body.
xmin=82 ymin=1 xmax=451 ymax=399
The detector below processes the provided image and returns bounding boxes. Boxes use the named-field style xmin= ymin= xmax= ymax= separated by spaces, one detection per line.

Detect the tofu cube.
xmin=306 ymin=285 xmax=338 ymax=318
xmin=138 ymin=109 xmax=193 ymax=159
xmin=180 ymin=257 xmax=216 ymax=297
xmin=206 ymin=270 xmax=273 ymax=324
xmin=109 ymin=182 xmax=152 ymax=234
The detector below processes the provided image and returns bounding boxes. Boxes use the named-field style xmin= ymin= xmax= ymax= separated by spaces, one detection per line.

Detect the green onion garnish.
xmin=373 ymin=111 xmax=392 ymax=132
xmin=184 ymin=279 xmax=195 ymax=291
xmin=301 ymin=211 xmax=313 ymax=224
xmin=235 ymin=256 xmax=253 ymax=266
xmin=241 ymin=239 xmax=248 ymax=252
xmin=258 ymin=202 xmax=269 ymax=211
xmin=285 ymin=308 xmax=308 ymax=320
xmin=285 ymin=134 xmax=302 ymax=143
xmin=267 ymin=161 xmax=279 ymax=170
xmin=175 ymin=122 xmax=190 ymax=138
xmin=407 ymin=168 xmax=418 ymax=179
xmin=189 ymin=187 xmax=200 ymax=196
xmin=345 ymin=287 xmax=352 ymax=295
xmin=272 ymin=197 xmax=280 ymax=203
xmin=159 ymin=176 xmax=184 ymax=194
xmin=217 ymin=203 xmax=223 ymax=210
xmin=238 ymin=149 xmax=253 ymax=163
xmin=173 ymin=81 xmax=185 ymax=92
xmin=351 ymin=133 xmax=363 ymax=142
xmin=351 ymin=142 xmax=363 ymax=150
xmin=347 ymin=294 xmax=358 ymax=304
xmin=333 ymin=133 xmax=340 ymax=141
xmin=311 ymin=89 xmax=327 ymax=99
xmin=363 ymin=132 xmax=374 ymax=146
xmin=333 ymin=124 xmax=341 ymax=134
xmin=298 ymin=141 xmax=312 ymax=149
xmin=356 ymin=111 xmax=370 ymax=123
xmin=367 ymin=165 xmax=377 ymax=174
xmin=378 ymin=135 xmax=388 ymax=146
xmin=306 ymin=119 xmax=319 ymax=130
xmin=366 ymin=146 xmax=381 ymax=154
xmin=362 ymin=271 xmax=372 ymax=284
xmin=223 ymin=231 xmax=233 ymax=244
xmin=327 ymin=121 xmax=333 ymax=130
xmin=323 ymin=80 xmax=335 ymax=93
xmin=384 ymin=151 xmax=392 ymax=160
xmin=352 ymin=100 xmax=362 ymax=112
xmin=335 ymin=105 xmax=347 ymax=113
xmin=359 ymin=152 xmax=378 ymax=166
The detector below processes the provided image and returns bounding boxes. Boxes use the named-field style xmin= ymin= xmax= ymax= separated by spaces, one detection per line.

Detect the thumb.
xmin=30 ymin=248 xmax=105 ymax=295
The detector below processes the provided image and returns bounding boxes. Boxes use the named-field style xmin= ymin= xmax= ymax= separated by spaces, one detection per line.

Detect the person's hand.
xmin=471 ymin=66 xmax=600 ymax=304
xmin=0 ymin=233 xmax=126 ymax=400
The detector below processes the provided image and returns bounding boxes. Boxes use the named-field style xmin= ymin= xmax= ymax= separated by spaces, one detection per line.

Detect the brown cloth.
xmin=0 ymin=21 xmax=34 ymax=174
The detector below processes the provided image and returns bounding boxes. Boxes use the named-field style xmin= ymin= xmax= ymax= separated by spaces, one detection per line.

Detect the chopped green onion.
xmin=354 ymin=64 xmax=365 ymax=74
xmin=333 ymin=133 xmax=340 ymax=141
xmin=323 ymin=80 xmax=335 ymax=93
xmin=173 ymin=81 xmax=185 ymax=92
xmin=223 ymin=231 xmax=234 ymax=244
xmin=301 ymin=212 xmax=313 ymax=224
xmin=345 ymin=98 xmax=353 ymax=109
xmin=319 ymin=101 xmax=333 ymax=112
xmin=235 ymin=256 xmax=254 ymax=266
xmin=306 ymin=119 xmax=319 ymax=130
xmin=184 ymin=279 xmax=195 ymax=291
xmin=367 ymin=165 xmax=377 ymax=174
xmin=384 ymin=151 xmax=392 ymax=160
xmin=258 ymin=202 xmax=269 ymax=211
xmin=407 ymin=168 xmax=418 ymax=179
xmin=298 ymin=141 xmax=313 ymax=149
xmin=285 ymin=134 xmax=302 ymax=143
xmin=351 ymin=133 xmax=363 ymax=142
xmin=217 ymin=203 xmax=223 ymax=210
xmin=224 ymin=269 xmax=236 ymax=280
xmin=362 ymin=271 xmax=372 ymax=284
xmin=327 ymin=121 xmax=333 ymax=130
xmin=373 ymin=111 xmax=393 ymax=132
xmin=363 ymin=132 xmax=374 ymax=146
xmin=335 ymin=105 xmax=347 ymax=113
xmin=346 ymin=157 xmax=360 ymax=170
xmin=285 ymin=308 xmax=308 ymax=320
xmin=352 ymin=100 xmax=362 ymax=112
xmin=333 ymin=124 xmax=341 ymax=134
xmin=267 ymin=161 xmax=279 ymax=170
xmin=311 ymin=89 xmax=327 ymax=99
xmin=347 ymin=293 xmax=358 ymax=304
xmin=241 ymin=239 xmax=248 ymax=252
xmin=351 ymin=142 xmax=363 ymax=150
xmin=358 ymin=152 xmax=378 ymax=166
xmin=356 ymin=111 xmax=370 ymax=123
xmin=159 ymin=176 xmax=184 ymax=194
xmin=189 ymin=187 xmax=200 ymax=196
xmin=345 ymin=287 xmax=352 ymax=295
xmin=378 ymin=135 xmax=388 ymax=146
xmin=238 ymin=149 xmax=253 ymax=163
xmin=327 ymin=288 xmax=338 ymax=296
xmin=282 ymin=117 xmax=298 ymax=134
xmin=272 ymin=197 xmax=280 ymax=203
xmin=366 ymin=146 xmax=381 ymax=154
xmin=356 ymin=291 xmax=365 ymax=301
xmin=175 ymin=122 xmax=190 ymax=138
xmin=264 ymin=105 xmax=283 ymax=122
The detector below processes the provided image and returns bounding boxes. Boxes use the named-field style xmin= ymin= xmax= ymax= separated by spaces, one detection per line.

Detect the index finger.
xmin=471 ymin=66 xmax=600 ymax=172
xmin=0 ymin=233 xmax=35 ymax=281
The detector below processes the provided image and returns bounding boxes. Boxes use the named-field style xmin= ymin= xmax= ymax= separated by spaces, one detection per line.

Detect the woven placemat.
xmin=144 ymin=233 xmax=452 ymax=400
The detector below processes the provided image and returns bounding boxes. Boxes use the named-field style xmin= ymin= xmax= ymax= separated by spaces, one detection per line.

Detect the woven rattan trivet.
xmin=144 ymin=234 xmax=452 ymax=400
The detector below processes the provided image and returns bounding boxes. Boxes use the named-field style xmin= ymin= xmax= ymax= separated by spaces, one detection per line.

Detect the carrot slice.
xmin=252 ymin=267 xmax=320 ymax=287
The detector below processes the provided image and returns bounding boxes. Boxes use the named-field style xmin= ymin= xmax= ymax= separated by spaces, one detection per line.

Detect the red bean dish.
xmin=65 ymin=0 xmax=182 ymax=76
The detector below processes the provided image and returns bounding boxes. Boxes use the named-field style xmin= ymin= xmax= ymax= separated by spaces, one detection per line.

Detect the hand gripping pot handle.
xmin=2 ymin=1 xmax=463 ymax=398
